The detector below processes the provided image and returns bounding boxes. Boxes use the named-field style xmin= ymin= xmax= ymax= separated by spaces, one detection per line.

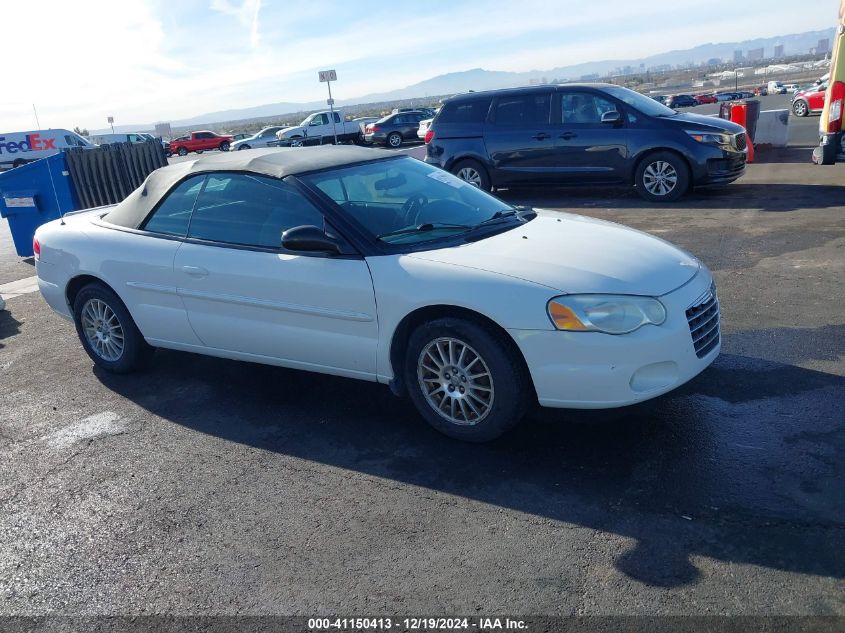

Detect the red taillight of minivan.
xmin=424 ymin=129 xmax=434 ymax=144
xmin=827 ymin=81 xmax=845 ymax=133
xmin=33 ymin=237 xmax=41 ymax=258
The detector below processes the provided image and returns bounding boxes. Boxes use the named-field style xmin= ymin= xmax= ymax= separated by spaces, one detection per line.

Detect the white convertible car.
xmin=34 ymin=146 xmax=720 ymax=441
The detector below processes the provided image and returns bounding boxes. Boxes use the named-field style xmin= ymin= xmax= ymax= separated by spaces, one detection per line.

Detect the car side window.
xmin=187 ymin=174 xmax=325 ymax=250
xmin=560 ymin=93 xmax=619 ymax=125
xmin=143 ymin=175 xmax=206 ymax=237
xmin=493 ymin=93 xmax=551 ymax=126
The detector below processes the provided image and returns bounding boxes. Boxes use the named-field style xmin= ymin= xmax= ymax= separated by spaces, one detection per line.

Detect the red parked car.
xmin=792 ymin=83 xmax=828 ymax=117
xmin=169 ymin=130 xmax=234 ymax=156
xmin=694 ymin=94 xmax=717 ymax=104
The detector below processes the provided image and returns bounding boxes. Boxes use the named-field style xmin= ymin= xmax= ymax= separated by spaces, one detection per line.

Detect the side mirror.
xmin=281 ymin=225 xmax=340 ymax=254
xmin=309 ymin=120 xmax=322 ymax=126
xmin=601 ymin=110 xmax=623 ymax=125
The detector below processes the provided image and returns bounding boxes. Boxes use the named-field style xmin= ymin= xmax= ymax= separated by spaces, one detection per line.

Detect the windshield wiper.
xmin=471 ymin=209 xmax=520 ymax=229
xmin=377 ymin=222 xmax=473 ymax=239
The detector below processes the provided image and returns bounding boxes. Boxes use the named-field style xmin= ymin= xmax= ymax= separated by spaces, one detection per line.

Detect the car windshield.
xmin=602 ymin=85 xmax=678 ymax=117
xmin=301 ymin=158 xmax=517 ymax=245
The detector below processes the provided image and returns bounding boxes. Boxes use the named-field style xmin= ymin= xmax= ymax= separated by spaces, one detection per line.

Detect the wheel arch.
xmin=66 ymin=274 xmax=119 ymax=311
xmin=388 ymin=303 xmax=535 ymax=400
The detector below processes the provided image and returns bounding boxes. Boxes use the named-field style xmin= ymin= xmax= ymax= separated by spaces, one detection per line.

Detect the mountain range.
xmin=96 ymin=28 xmax=835 ymax=133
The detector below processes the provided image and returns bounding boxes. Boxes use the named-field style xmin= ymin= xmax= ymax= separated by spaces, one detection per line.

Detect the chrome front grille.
xmin=733 ymin=132 xmax=747 ymax=152
xmin=686 ymin=283 xmax=720 ymax=358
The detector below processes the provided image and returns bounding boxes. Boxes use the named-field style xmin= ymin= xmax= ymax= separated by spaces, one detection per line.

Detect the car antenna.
xmin=45 ymin=156 xmax=66 ymax=225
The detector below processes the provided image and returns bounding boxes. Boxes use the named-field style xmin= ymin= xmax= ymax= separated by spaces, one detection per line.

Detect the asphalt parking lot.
xmin=0 ymin=132 xmax=843 ymax=616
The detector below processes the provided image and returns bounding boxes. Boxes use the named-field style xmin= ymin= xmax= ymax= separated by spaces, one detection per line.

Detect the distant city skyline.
xmin=0 ymin=0 xmax=836 ymax=131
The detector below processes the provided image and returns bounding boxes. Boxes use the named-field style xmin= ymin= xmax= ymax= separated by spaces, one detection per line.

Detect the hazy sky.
xmin=0 ymin=0 xmax=836 ymax=131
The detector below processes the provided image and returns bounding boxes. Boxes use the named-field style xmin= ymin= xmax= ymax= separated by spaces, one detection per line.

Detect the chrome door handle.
xmin=559 ymin=132 xmax=578 ymax=140
xmin=532 ymin=132 xmax=550 ymax=140
xmin=181 ymin=265 xmax=209 ymax=277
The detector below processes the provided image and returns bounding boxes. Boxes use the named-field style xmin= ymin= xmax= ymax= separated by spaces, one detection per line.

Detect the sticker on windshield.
xmin=427 ymin=170 xmax=466 ymax=188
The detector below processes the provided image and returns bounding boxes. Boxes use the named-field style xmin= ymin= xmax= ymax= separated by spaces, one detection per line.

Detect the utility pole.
xmin=32 ymin=104 xmax=41 ymax=129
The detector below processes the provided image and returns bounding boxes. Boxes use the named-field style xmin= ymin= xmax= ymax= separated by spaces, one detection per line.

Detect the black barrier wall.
xmin=64 ymin=140 xmax=168 ymax=209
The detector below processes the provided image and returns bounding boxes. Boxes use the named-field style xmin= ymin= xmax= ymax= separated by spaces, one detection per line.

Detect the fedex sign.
xmin=0 ymin=134 xmax=57 ymax=155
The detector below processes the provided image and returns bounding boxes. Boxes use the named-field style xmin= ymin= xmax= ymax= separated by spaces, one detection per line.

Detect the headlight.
xmin=547 ymin=295 xmax=666 ymax=335
xmin=685 ymin=130 xmax=731 ymax=146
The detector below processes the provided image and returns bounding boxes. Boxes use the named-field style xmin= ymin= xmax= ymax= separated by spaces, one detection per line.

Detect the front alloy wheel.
xmin=417 ymin=337 xmax=494 ymax=426
xmin=642 ymin=161 xmax=678 ymax=198
xmin=387 ymin=132 xmax=402 ymax=148
xmin=635 ymin=151 xmax=689 ymax=202
xmin=404 ymin=317 xmax=529 ymax=442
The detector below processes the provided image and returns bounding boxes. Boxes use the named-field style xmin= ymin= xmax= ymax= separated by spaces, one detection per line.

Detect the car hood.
xmin=663 ymin=112 xmax=745 ymax=134
xmin=408 ymin=214 xmax=700 ymax=296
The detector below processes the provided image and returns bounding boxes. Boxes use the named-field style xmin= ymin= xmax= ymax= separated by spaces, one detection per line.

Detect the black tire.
xmin=450 ymin=159 xmax=491 ymax=191
xmin=404 ymin=317 xmax=530 ymax=442
xmin=289 ymin=136 xmax=304 ymax=147
xmin=219 ymin=141 xmax=230 ymax=151
xmin=177 ymin=146 xmax=188 ymax=156
xmin=12 ymin=159 xmax=26 ymax=168
xmin=634 ymin=151 xmax=690 ymax=202
xmin=387 ymin=132 xmax=403 ymax=148
xmin=792 ymin=99 xmax=809 ymax=117
xmin=238 ymin=144 xmax=251 ymax=150
xmin=72 ymin=282 xmax=153 ymax=374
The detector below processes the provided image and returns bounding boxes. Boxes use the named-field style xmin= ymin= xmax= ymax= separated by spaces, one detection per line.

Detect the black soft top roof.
xmin=103 ymin=146 xmax=398 ymax=229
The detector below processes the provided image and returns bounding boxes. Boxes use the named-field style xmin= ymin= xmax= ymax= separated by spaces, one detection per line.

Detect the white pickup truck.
xmin=274 ymin=110 xmax=363 ymax=146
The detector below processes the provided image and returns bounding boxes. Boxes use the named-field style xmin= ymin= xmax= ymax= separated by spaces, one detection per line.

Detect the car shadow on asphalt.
xmin=0 ymin=306 xmax=22 ymax=350
xmin=498 ymin=183 xmax=842 ymax=213
xmin=91 ymin=323 xmax=845 ymax=589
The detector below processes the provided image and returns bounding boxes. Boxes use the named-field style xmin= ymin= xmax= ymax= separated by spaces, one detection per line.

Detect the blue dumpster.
xmin=0 ymin=153 xmax=78 ymax=257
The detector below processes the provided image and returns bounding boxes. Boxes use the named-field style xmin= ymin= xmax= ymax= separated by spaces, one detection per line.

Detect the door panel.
xmin=172 ymin=172 xmax=380 ymax=377
xmin=484 ymin=92 xmax=556 ymax=186
xmin=550 ymin=91 xmax=629 ymax=184
xmin=174 ymin=245 xmax=379 ymax=376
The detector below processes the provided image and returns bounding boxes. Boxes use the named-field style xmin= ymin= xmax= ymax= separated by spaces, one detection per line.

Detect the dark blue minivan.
xmin=424 ymin=84 xmax=747 ymax=202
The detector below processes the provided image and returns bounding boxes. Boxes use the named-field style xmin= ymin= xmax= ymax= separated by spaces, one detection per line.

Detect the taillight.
xmin=370 ymin=126 xmax=380 ymax=133
xmin=33 ymin=237 xmax=41 ymax=257
xmin=424 ymin=129 xmax=434 ymax=144
xmin=827 ymin=81 xmax=845 ymax=133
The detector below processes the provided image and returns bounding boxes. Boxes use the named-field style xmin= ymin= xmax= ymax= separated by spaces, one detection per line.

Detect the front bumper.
xmin=509 ymin=272 xmax=719 ymax=409
xmin=699 ymin=151 xmax=746 ymax=185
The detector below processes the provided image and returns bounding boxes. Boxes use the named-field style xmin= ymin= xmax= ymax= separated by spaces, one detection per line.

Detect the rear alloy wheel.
xmin=387 ymin=132 xmax=403 ymax=148
xmin=404 ymin=317 xmax=529 ymax=442
xmin=635 ymin=151 xmax=689 ymax=202
xmin=792 ymin=100 xmax=809 ymax=117
xmin=177 ymin=146 xmax=188 ymax=156
xmin=220 ymin=141 xmax=230 ymax=151
xmin=450 ymin=159 xmax=491 ymax=191
xmin=73 ymin=283 xmax=152 ymax=374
